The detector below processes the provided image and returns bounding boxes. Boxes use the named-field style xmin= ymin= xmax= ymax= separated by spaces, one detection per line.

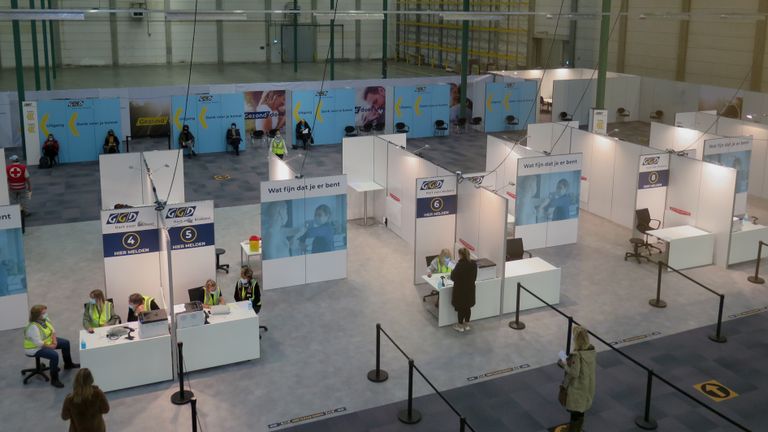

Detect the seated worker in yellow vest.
xmin=82 ymin=289 xmax=120 ymax=333
xmin=270 ymin=130 xmax=287 ymax=160
xmin=24 ymin=304 xmax=80 ymax=388
xmin=203 ymin=279 xmax=226 ymax=308
xmin=126 ymin=293 xmax=160 ymax=322
xmin=427 ymin=248 xmax=454 ymax=277
xmin=234 ymin=266 xmax=261 ymax=313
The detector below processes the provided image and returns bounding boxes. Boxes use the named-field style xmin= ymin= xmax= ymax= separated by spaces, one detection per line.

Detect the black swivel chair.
xmin=188 ymin=287 xmax=205 ymax=303
xmin=434 ymin=120 xmax=448 ymax=136
xmin=636 ymin=208 xmax=662 ymax=255
xmin=559 ymin=112 xmax=573 ymax=122
xmin=21 ymin=356 xmax=50 ymax=385
xmin=395 ymin=122 xmax=409 ymax=134
xmin=454 ymin=117 xmax=467 ymax=134
xmin=505 ymin=238 xmax=532 ymax=262
xmin=505 ymin=115 xmax=519 ymax=129
xmin=344 ymin=126 xmax=358 ymax=137
xmin=421 ymin=254 xmax=440 ymax=303
xmin=216 ymin=248 xmax=229 ymax=273
xmin=361 ymin=122 xmax=374 ymax=135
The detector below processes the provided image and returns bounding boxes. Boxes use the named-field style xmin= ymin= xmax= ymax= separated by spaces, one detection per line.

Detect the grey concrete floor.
xmin=0 ymin=60 xmax=452 ymax=91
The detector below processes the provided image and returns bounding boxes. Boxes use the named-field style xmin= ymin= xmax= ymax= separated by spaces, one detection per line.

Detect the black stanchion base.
xmin=397 ymin=409 xmax=422 ymax=424
xmin=634 ymin=416 xmax=658 ymax=430
xmin=509 ymin=321 xmax=526 ymax=330
xmin=367 ymin=369 xmax=389 ymax=383
xmin=747 ymin=275 xmax=765 ymax=284
xmin=171 ymin=390 xmax=195 ymax=405
xmin=708 ymin=334 xmax=727 ymax=343
xmin=648 ymin=299 xmax=667 ymax=308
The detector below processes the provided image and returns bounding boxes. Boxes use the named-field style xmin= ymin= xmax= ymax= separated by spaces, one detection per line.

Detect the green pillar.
xmin=595 ymin=0 xmax=611 ymax=109
xmin=11 ymin=0 xmax=27 ymax=157
xmin=48 ymin=0 xmax=56 ymax=79
xmin=381 ymin=0 xmax=388 ymax=78
xmin=41 ymin=0 xmax=51 ymax=90
xmin=29 ymin=0 xmax=41 ymax=90
xmin=459 ymin=0 xmax=469 ymax=120
xmin=329 ymin=0 xmax=335 ymax=80
xmin=293 ymin=0 xmax=298 ymax=73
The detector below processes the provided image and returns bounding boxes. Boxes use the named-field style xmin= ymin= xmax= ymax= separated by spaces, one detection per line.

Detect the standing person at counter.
xmin=126 ymin=293 xmax=159 ymax=322
xmin=203 ymin=279 xmax=225 ymax=308
xmin=427 ymin=248 xmax=454 ymax=277
xmin=24 ymin=304 xmax=80 ymax=388
xmin=449 ymin=248 xmax=477 ymax=333
xmin=83 ymin=289 xmax=120 ymax=333
xmin=234 ymin=266 xmax=261 ymax=313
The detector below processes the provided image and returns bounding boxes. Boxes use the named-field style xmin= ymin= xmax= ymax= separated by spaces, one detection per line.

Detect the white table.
xmin=729 ymin=222 xmax=768 ymax=265
xmin=240 ymin=240 xmax=262 ymax=267
xmin=79 ymin=322 xmax=173 ymax=392
xmin=349 ymin=181 xmax=384 ymax=226
xmin=174 ymin=301 xmax=260 ymax=372
xmin=422 ymin=273 xmax=501 ymax=327
xmin=502 ymin=257 xmax=561 ymax=313
xmin=647 ymin=225 xmax=715 ymax=270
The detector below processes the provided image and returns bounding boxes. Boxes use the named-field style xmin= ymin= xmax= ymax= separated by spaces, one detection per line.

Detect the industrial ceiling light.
xmin=313 ymin=12 xmax=384 ymax=21
xmin=0 ymin=10 xmax=85 ymax=20
xmin=440 ymin=13 xmax=502 ymax=21
xmin=165 ymin=11 xmax=246 ymax=21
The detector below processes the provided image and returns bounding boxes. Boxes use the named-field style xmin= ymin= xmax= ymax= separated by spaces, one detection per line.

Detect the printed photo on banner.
xmin=515 ymin=170 xmax=581 ymax=226
xmin=449 ymin=83 xmax=473 ymax=124
xmin=0 ymin=228 xmax=26 ymax=297
xmin=244 ymin=90 xmax=286 ymax=136
xmin=261 ymin=196 xmax=347 ymax=260
xmin=355 ymin=86 xmax=386 ymax=128
xmin=703 ymin=150 xmax=750 ymax=193
xmin=129 ymin=98 xmax=170 ymax=138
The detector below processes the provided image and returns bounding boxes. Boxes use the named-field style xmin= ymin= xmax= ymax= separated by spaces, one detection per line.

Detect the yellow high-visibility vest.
xmin=88 ymin=302 xmax=112 ymax=328
xmin=23 ymin=321 xmax=54 ymax=350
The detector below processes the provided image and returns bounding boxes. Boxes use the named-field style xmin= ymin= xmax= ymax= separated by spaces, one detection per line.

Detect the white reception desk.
xmin=80 ymin=301 xmax=260 ymax=392
xmin=422 ymin=257 xmax=561 ymax=327
xmin=646 ymin=225 xmax=714 ymax=270
xmin=729 ymin=222 xmax=768 ymax=265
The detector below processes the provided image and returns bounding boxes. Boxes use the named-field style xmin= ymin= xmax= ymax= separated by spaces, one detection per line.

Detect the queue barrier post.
xmin=190 ymin=398 xmax=198 ymax=432
xmin=634 ymin=369 xmax=658 ymax=430
xmin=649 ymin=260 xmax=668 ymax=308
xmin=509 ymin=282 xmax=526 ymax=330
xmin=367 ymin=323 xmax=389 ymax=383
xmin=397 ymin=359 xmax=422 ymax=424
xmin=566 ymin=316 xmax=574 ymax=355
xmin=459 ymin=416 xmax=467 ymax=431
xmin=708 ymin=295 xmax=727 ymax=343
xmin=170 ymin=342 xmax=194 ymax=405
xmin=748 ymin=240 xmax=766 ymax=284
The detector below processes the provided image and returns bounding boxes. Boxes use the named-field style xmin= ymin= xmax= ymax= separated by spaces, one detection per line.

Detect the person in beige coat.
xmin=558 ymin=325 xmax=596 ymax=432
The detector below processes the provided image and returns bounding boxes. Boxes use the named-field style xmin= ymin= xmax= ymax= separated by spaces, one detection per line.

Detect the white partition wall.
xmin=342 ymin=135 xmax=388 ymax=220
xmin=143 ymin=151 xmax=185 ymax=204
xmin=413 ymin=176 xmax=457 ymax=285
xmin=163 ymin=201 xmax=216 ymax=303
xmin=268 ymin=154 xmax=297 ymax=181
xmin=99 ymin=150 xmax=185 ymax=209
xmin=101 ymin=206 xmax=164 ymax=318
xmin=0 ymin=205 xmax=28 ymax=330
xmin=649 ymin=122 xmax=719 ymax=159
xmin=526 ymin=122 xmax=578 ymax=155
xmin=385 ymin=146 xmax=439 ymax=246
xmin=0 ymin=149 xmax=8 ymax=205
xmin=455 ymin=181 xmax=507 ymax=278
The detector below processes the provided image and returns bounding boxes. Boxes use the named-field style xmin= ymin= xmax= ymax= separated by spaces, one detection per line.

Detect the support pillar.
xmin=459 ymin=0 xmax=469 ymax=120
xmin=29 ymin=0 xmax=41 ymax=90
xmin=11 ymin=0 xmax=27 ymax=156
xmin=41 ymin=0 xmax=51 ymax=90
xmin=595 ymin=0 xmax=611 ymax=110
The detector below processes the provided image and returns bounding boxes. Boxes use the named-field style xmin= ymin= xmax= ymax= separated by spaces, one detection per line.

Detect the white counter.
xmin=175 ymin=301 xmax=261 ymax=372
xmin=502 ymin=257 xmax=561 ymax=313
xmin=647 ymin=225 xmax=714 ymax=270
xmin=422 ymin=274 xmax=501 ymax=327
xmin=729 ymin=222 xmax=768 ymax=265
xmin=79 ymin=321 xmax=173 ymax=392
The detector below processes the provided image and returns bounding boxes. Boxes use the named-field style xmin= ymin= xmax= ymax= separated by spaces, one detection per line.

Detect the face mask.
xmin=41 ymin=313 xmax=49 ymax=321
xmin=89 ymin=298 xmax=97 ymax=304
xmin=241 ymin=278 xmax=249 ymax=284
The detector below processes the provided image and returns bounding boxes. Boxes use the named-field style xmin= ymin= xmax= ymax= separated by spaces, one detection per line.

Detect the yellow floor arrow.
xmin=39 ymin=114 xmax=49 ymax=138
xmin=293 ymin=101 xmax=302 ymax=123
xmin=395 ymin=97 xmax=402 ymax=118
xmin=199 ymin=106 xmax=208 ymax=129
xmin=68 ymin=112 xmax=79 ymax=137
xmin=174 ymin=108 xmax=182 ymax=130
xmin=414 ymin=95 xmax=422 ymax=116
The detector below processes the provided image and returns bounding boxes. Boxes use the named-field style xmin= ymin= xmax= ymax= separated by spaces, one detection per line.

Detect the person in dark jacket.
xmin=42 ymin=134 xmax=60 ymax=167
xmin=226 ymin=123 xmax=242 ymax=156
xmin=178 ymin=124 xmax=197 ymax=158
xmin=126 ymin=293 xmax=160 ymax=322
xmin=234 ymin=266 xmax=262 ymax=313
xmin=295 ymin=119 xmax=313 ymax=150
xmin=61 ymin=368 xmax=110 ymax=432
xmin=103 ymin=130 xmax=119 ymax=154
xmin=450 ymin=247 xmax=477 ymax=332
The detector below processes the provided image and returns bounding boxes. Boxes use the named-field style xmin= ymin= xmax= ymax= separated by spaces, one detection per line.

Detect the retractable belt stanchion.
xmin=171 ymin=342 xmax=194 ymax=405
xmin=748 ymin=240 xmax=766 ymax=284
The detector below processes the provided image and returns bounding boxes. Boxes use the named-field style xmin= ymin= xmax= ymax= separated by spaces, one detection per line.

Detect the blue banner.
xmin=484 ymin=81 xmax=537 ymax=132
xmin=393 ymin=85 xmax=450 ymax=138
xmin=292 ymin=89 xmax=356 ymax=145
xmin=171 ymin=94 xmax=245 ymax=154
xmin=168 ymin=223 xmax=215 ymax=250
xmin=417 ymin=195 xmax=457 ymax=218
xmin=102 ymin=229 xmax=160 ymax=258
xmin=37 ymin=98 xmax=122 ymax=163
xmin=638 ymin=170 xmax=669 ymax=190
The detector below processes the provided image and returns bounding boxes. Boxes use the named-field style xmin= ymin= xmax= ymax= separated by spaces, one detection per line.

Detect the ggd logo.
xmin=166 ymin=206 xmax=196 ymax=219
xmin=106 ymin=212 xmax=139 ymax=224
xmin=67 ymin=100 xmax=84 ymax=108
xmin=642 ymin=156 xmax=660 ymax=166
xmin=198 ymin=95 xmax=214 ymax=102
xmin=420 ymin=180 xmax=444 ymax=190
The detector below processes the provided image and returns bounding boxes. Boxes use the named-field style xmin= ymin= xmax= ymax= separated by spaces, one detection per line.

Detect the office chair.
xmin=469 ymin=117 xmax=483 ymax=129
xmin=617 ymin=107 xmax=630 ymax=121
xmin=454 ymin=117 xmax=467 ymax=134
xmin=251 ymin=130 xmax=265 ymax=148
xmin=21 ymin=356 xmax=50 ymax=385
xmin=188 ymin=287 xmax=205 ymax=303
xmin=635 ymin=208 xmax=662 ymax=255
xmin=216 ymin=248 xmax=230 ymax=273
xmin=505 ymin=238 xmax=532 ymax=262
xmin=649 ymin=110 xmax=664 ymax=121
xmin=505 ymin=115 xmax=519 ymax=129
xmin=373 ymin=122 xmax=385 ymax=133
xmin=559 ymin=112 xmax=572 ymax=122
xmin=361 ymin=122 xmax=373 ymax=135
xmin=344 ymin=126 xmax=358 ymax=137
xmin=395 ymin=122 xmax=409 ymax=134
xmin=267 ymin=129 xmax=278 ymax=139
xmin=434 ymin=120 xmax=448 ymax=136
xmin=624 ymin=238 xmax=650 ymax=263
xmin=539 ymin=96 xmax=552 ymax=113
xmin=422 ymin=254 xmax=440 ymax=303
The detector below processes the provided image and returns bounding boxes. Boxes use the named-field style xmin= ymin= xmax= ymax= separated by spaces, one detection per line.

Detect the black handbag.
xmin=558 ymin=385 xmax=568 ymax=407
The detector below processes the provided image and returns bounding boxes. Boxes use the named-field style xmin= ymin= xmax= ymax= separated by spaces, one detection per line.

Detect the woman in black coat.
xmin=450 ymin=247 xmax=477 ymax=332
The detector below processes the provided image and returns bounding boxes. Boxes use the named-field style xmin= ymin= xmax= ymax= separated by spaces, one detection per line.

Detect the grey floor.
xmin=0 ymin=60 xmax=452 ymax=91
